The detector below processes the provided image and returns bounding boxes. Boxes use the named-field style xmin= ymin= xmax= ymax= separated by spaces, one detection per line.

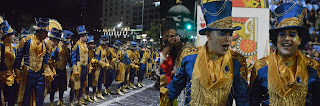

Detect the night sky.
xmin=0 ymin=0 xmax=101 ymax=33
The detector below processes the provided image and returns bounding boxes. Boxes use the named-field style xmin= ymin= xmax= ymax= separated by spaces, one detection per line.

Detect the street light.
xmin=117 ymin=22 xmax=122 ymax=28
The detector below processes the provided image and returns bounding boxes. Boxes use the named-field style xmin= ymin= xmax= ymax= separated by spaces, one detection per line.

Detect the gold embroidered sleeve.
xmin=18 ymin=37 xmax=28 ymax=49
xmin=160 ymin=74 xmax=167 ymax=88
xmin=42 ymin=64 xmax=54 ymax=82
xmin=179 ymin=47 xmax=198 ymax=64
xmin=232 ymin=52 xmax=248 ymax=80
xmin=160 ymin=87 xmax=172 ymax=106
xmin=72 ymin=44 xmax=78 ymax=51
xmin=252 ymin=58 xmax=267 ymax=81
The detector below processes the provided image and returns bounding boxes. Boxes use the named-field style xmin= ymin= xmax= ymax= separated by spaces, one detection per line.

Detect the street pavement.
xmin=44 ymin=67 xmax=160 ymax=106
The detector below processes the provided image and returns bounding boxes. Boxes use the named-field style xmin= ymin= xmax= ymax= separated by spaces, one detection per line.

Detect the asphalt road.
xmin=43 ymin=67 xmax=160 ymax=106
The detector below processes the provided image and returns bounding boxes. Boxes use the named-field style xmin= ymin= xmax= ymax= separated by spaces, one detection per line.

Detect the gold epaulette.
xmin=179 ymin=47 xmax=198 ymax=63
xmin=19 ymin=36 xmax=31 ymax=48
xmin=306 ymin=57 xmax=320 ymax=78
xmin=72 ymin=44 xmax=78 ymax=51
xmin=231 ymin=51 xmax=248 ymax=79
xmin=251 ymin=56 xmax=269 ymax=81
xmin=254 ymin=56 xmax=268 ymax=71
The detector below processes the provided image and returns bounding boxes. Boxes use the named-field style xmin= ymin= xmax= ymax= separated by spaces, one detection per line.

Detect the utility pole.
xmin=142 ymin=0 xmax=145 ymax=32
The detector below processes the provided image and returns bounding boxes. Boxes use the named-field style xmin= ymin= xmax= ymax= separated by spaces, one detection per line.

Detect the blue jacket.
xmin=250 ymin=52 xmax=320 ymax=106
xmin=14 ymin=39 xmax=50 ymax=70
xmin=166 ymin=50 xmax=249 ymax=106
xmin=0 ymin=43 xmax=17 ymax=71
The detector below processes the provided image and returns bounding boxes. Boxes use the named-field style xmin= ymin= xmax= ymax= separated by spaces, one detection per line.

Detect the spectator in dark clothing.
xmin=311 ymin=0 xmax=318 ymax=4
xmin=309 ymin=10 xmax=316 ymax=27
xmin=312 ymin=50 xmax=320 ymax=63
xmin=306 ymin=20 xmax=311 ymax=29
xmin=315 ymin=36 xmax=319 ymax=43
xmin=306 ymin=41 xmax=313 ymax=51
xmin=305 ymin=41 xmax=314 ymax=57
xmin=311 ymin=30 xmax=318 ymax=41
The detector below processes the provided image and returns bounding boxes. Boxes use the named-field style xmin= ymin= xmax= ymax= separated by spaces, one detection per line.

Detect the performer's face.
xmin=14 ymin=38 xmax=20 ymax=44
xmin=206 ymin=30 xmax=232 ymax=55
xmin=36 ymin=30 xmax=47 ymax=40
xmin=4 ymin=33 xmax=15 ymax=43
xmin=163 ymin=29 xmax=177 ymax=42
xmin=88 ymin=42 xmax=95 ymax=50
xmin=277 ymin=29 xmax=301 ymax=58
xmin=314 ymin=51 xmax=319 ymax=57
xmin=50 ymin=38 xmax=60 ymax=46
xmin=80 ymin=34 xmax=88 ymax=42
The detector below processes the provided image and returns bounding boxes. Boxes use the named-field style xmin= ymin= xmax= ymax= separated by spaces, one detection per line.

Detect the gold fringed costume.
xmin=16 ymin=34 xmax=55 ymax=105
xmin=161 ymin=44 xmax=249 ymax=106
xmin=116 ymin=49 xmax=126 ymax=82
xmin=251 ymin=50 xmax=318 ymax=105
xmin=69 ymin=41 xmax=88 ymax=91
xmin=0 ymin=42 xmax=17 ymax=106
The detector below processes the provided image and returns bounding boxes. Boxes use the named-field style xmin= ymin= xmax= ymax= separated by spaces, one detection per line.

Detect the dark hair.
xmin=161 ymin=17 xmax=177 ymax=34
xmin=312 ymin=50 xmax=320 ymax=58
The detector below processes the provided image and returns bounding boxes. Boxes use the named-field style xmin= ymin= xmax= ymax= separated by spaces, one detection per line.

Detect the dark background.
xmin=0 ymin=0 xmax=102 ymax=39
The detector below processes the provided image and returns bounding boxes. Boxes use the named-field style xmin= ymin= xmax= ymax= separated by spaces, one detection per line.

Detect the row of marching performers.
xmin=0 ymin=16 xmax=158 ymax=106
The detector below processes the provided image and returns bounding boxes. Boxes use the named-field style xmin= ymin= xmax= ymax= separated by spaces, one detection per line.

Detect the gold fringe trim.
xmin=190 ymin=75 xmax=233 ymax=106
xmin=268 ymin=77 xmax=308 ymax=105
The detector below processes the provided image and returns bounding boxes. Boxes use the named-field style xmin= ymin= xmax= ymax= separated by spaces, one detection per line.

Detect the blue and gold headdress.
xmin=48 ymin=27 xmax=63 ymax=41
xmin=198 ymin=0 xmax=241 ymax=35
xmin=0 ymin=20 xmax=17 ymax=39
xmin=269 ymin=3 xmax=310 ymax=47
xmin=87 ymin=35 xmax=94 ymax=43
xmin=100 ymin=35 xmax=109 ymax=45
xmin=63 ymin=30 xmax=74 ymax=44
xmin=130 ymin=41 xmax=139 ymax=50
xmin=76 ymin=25 xmax=89 ymax=35
xmin=34 ymin=18 xmax=50 ymax=31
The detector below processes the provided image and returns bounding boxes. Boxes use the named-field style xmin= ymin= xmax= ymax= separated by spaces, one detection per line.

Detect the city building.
xmin=101 ymin=0 xmax=160 ymax=43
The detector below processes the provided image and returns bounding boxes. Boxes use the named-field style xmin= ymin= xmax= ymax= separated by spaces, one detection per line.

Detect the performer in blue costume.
xmin=0 ymin=19 xmax=18 ymax=106
xmin=128 ymin=41 xmax=140 ymax=89
xmin=113 ymin=40 xmax=127 ymax=95
xmin=50 ymin=29 xmax=71 ymax=106
xmin=137 ymin=43 xmax=150 ymax=87
xmin=250 ymin=3 xmax=320 ymax=106
xmin=93 ymin=35 xmax=111 ymax=101
xmin=146 ymin=42 xmax=153 ymax=79
xmin=103 ymin=36 xmax=116 ymax=95
xmin=120 ymin=41 xmax=140 ymax=90
xmin=160 ymin=1 xmax=249 ymax=106
xmin=69 ymin=25 xmax=89 ymax=106
xmin=103 ymin=35 xmax=117 ymax=96
xmin=83 ymin=35 xmax=96 ymax=103
xmin=14 ymin=18 xmax=55 ymax=106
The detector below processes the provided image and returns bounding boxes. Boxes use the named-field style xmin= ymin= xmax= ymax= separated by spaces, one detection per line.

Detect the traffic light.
xmin=184 ymin=21 xmax=193 ymax=30
xmin=186 ymin=24 xmax=192 ymax=30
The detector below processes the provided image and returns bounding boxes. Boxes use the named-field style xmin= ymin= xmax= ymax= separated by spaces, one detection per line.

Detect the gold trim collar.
xmin=193 ymin=43 xmax=234 ymax=90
